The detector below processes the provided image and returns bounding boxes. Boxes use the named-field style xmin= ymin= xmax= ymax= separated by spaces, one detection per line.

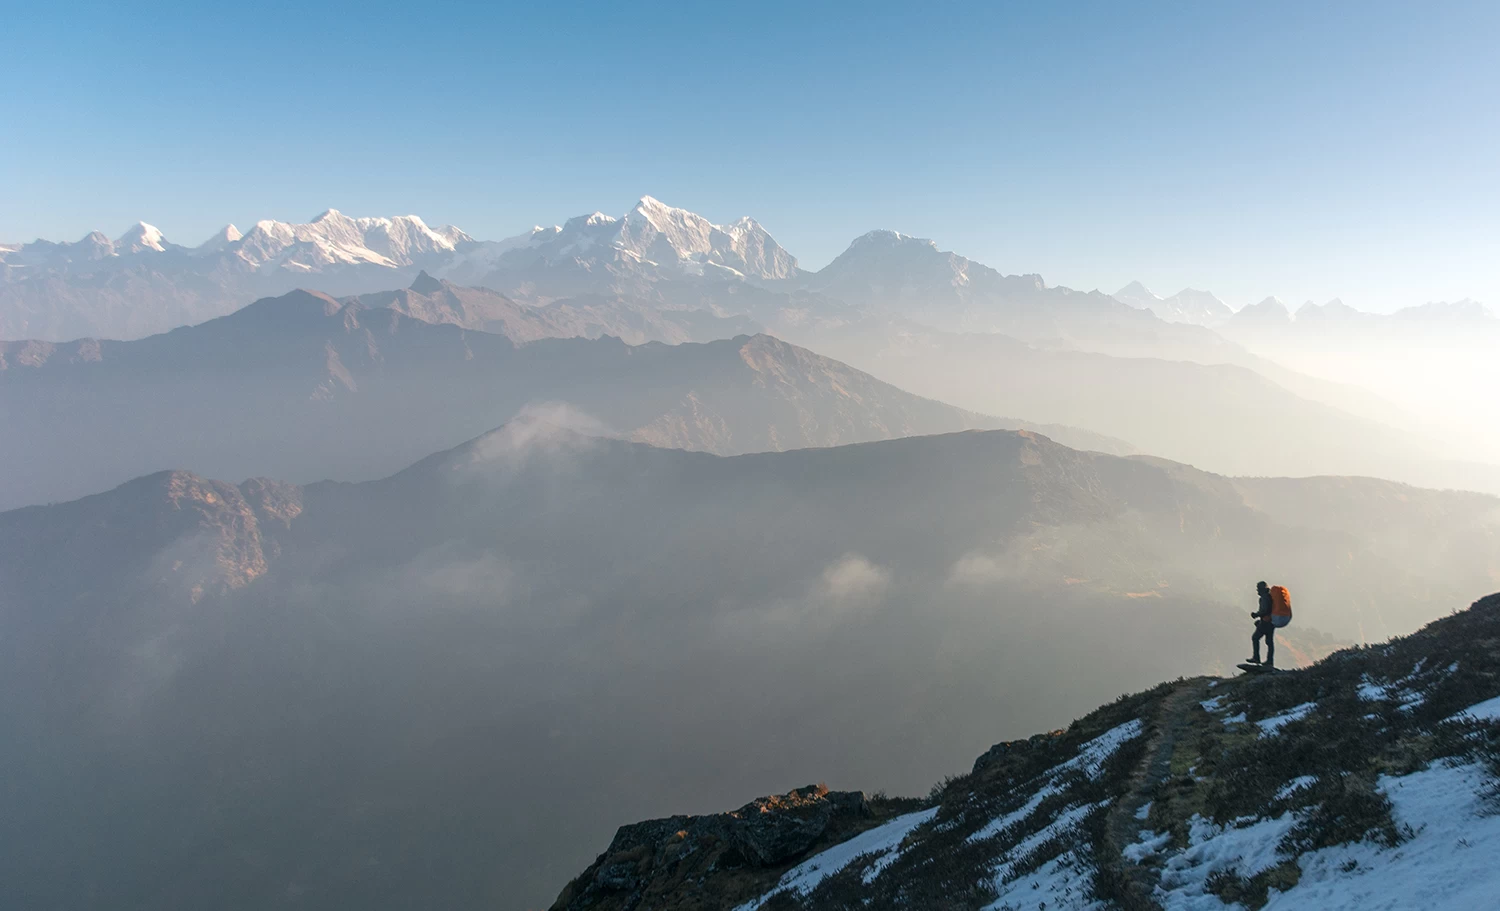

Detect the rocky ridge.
xmin=553 ymin=592 xmax=1500 ymax=910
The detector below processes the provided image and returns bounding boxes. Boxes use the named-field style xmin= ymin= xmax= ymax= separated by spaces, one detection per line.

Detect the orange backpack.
xmin=1270 ymin=585 xmax=1292 ymax=628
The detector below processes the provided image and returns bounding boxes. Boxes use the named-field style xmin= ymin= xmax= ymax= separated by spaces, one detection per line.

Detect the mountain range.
xmin=779 ymin=318 xmax=1500 ymax=494
xmin=2 ymin=424 xmax=1495 ymax=910
xmin=0 ymin=198 xmax=802 ymax=341
xmin=13 ymin=197 xmax=1485 ymax=348
xmin=0 ymin=287 xmax=1129 ymax=510
xmin=1112 ymin=280 xmax=1234 ymax=327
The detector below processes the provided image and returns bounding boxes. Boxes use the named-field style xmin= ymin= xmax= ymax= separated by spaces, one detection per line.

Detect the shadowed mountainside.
xmin=1 ymin=427 xmax=1495 ymax=910
xmin=0 ymin=288 xmax=1129 ymax=510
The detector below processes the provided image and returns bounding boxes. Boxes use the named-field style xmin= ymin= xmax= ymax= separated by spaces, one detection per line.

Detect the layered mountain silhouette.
xmin=0 ymin=289 xmax=1125 ymax=510
xmin=781 ymin=320 xmax=1500 ymax=493
xmin=1 ymin=426 xmax=1496 ymax=910
xmin=9 ymin=196 xmax=1496 ymax=484
xmin=355 ymin=271 xmax=759 ymax=344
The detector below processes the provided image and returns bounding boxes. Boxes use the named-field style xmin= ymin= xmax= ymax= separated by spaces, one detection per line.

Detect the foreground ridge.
xmin=554 ymin=593 xmax=1500 ymax=910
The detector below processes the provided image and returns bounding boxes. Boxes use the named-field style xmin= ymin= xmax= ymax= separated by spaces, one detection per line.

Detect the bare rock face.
xmin=970 ymin=729 xmax=1067 ymax=777
xmin=551 ymin=785 xmax=876 ymax=911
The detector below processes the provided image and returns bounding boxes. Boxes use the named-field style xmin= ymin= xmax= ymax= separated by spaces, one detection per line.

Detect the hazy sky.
xmin=2 ymin=0 xmax=1496 ymax=312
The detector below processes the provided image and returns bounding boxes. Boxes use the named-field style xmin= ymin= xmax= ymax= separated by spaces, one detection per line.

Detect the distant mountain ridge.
xmin=1112 ymin=280 xmax=1233 ymax=327
xmin=12 ymin=197 xmax=1484 ymax=344
xmin=0 ymin=287 xmax=1128 ymax=510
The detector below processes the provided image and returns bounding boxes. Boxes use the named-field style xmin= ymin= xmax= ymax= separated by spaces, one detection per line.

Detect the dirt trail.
xmin=1102 ymin=676 xmax=1214 ymax=908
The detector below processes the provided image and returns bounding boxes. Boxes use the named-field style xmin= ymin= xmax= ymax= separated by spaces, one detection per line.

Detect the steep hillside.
xmin=1 ymin=290 xmax=1117 ymax=509
xmin=556 ymin=592 xmax=1500 ymax=910
xmin=0 ymin=428 xmax=1495 ymax=911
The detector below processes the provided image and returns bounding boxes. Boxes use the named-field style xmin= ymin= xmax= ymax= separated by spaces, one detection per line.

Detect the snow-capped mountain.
xmin=800 ymin=230 xmax=1206 ymax=352
xmin=114 ymin=222 xmax=172 ymax=254
xmin=1111 ymin=279 xmax=1162 ymax=310
xmin=1112 ymin=281 xmax=1232 ymax=327
xmin=227 ymin=210 xmax=473 ymax=271
xmin=803 ymin=229 xmax=1047 ymax=329
xmin=0 ymin=210 xmax=481 ymax=340
xmin=0 ymin=198 xmax=806 ymax=340
xmin=438 ymin=196 xmax=801 ymax=296
xmin=1228 ymin=295 xmax=1293 ymax=327
xmin=1294 ymin=298 xmax=1376 ymax=325
xmin=195 ymin=224 xmax=243 ymax=253
xmin=0 ymin=211 xmax=471 ymax=274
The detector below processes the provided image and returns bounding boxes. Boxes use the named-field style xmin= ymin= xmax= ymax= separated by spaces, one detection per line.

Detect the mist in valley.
xmin=3 ymin=418 xmax=1496 ymax=909
xmin=5 ymin=6 xmax=1500 ymax=907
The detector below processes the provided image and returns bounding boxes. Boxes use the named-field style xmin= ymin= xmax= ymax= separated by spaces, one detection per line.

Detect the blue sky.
xmin=2 ymin=0 xmax=1496 ymax=311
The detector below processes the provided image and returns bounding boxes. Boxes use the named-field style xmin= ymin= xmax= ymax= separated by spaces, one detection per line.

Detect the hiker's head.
xmin=1257 ymin=581 xmax=1269 ymax=593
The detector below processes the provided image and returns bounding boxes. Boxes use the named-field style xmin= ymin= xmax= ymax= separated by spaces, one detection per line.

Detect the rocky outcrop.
xmin=551 ymin=785 xmax=891 ymax=911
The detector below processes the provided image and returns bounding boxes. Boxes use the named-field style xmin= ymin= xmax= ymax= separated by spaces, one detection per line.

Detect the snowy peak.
xmin=1112 ymin=280 xmax=1162 ymax=309
xmin=1232 ymin=296 xmax=1290 ymax=324
xmin=1113 ymin=283 xmax=1229 ymax=326
xmin=115 ymin=222 xmax=169 ymax=253
xmin=846 ymin=229 xmax=936 ymax=251
xmin=517 ymin=197 xmax=799 ymax=280
xmin=1296 ymin=298 xmax=1369 ymax=322
xmin=196 ymin=224 xmax=242 ymax=253
xmin=78 ymin=231 xmax=117 ymax=258
xmin=225 ymin=210 xmax=471 ymax=270
xmin=817 ymin=229 xmax=1003 ymax=291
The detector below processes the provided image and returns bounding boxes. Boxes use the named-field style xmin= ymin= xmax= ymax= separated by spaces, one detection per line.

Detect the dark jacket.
xmin=1256 ymin=590 xmax=1274 ymax=620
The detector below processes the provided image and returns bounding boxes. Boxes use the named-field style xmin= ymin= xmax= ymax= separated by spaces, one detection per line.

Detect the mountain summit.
xmin=439 ymin=196 xmax=801 ymax=294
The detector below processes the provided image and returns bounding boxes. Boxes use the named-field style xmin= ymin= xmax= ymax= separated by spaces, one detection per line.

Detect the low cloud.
xmin=819 ymin=553 xmax=892 ymax=601
xmin=948 ymin=552 xmax=1010 ymax=587
xmin=463 ymin=402 xmax=614 ymax=467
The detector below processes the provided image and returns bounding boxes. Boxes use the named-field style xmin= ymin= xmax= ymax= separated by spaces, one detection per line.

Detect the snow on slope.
xmin=230 ymin=209 xmax=472 ymax=270
xmin=552 ymin=595 xmax=1500 ymax=911
xmin=735 ymin=807 xmax=941 ymax=910
xmin=1139 ymin=760 xmax=1500 ymax=911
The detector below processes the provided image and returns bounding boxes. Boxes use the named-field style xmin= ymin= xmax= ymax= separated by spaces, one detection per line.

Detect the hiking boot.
xmin=1245 ymin=656 xmax=1261 ymax=664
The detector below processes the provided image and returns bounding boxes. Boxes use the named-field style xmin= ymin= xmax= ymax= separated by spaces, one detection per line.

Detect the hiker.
xmin=1249 ymin=580 xmax=1276 ymax=667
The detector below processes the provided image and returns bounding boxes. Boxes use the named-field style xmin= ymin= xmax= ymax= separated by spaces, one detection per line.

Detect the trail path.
xmin=1102 ymin=677 xmax=1213 ymax=908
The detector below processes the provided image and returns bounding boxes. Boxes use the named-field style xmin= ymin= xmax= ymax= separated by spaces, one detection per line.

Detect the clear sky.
xmin=3 ymin=0 xmax=1496 ymax=312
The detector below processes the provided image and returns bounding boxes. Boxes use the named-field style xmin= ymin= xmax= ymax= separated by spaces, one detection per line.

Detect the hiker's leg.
xmin=1251 ymin=623 xmax=1264 ymax=662
xmin=1266 ymin=625 xmax=1275 ymax=666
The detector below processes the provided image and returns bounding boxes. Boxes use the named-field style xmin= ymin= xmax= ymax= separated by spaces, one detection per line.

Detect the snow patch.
xmin=982 ymin=847 xmax=1105 ymax=911
xmin=1260 ymin=762 xmax=1500 ymax=910
xmin=1257 ymin=702 xmax=1316 ymax=735
xmin=1154 ymin=812 xmax=1300 ymax=909
xmin=967 ymin=720 xmax=1144 ymax=845
xmin=735 ymin=807 xmax=938 ymax=910
xmin=1276 ymin=775 xmax=1319 ymax=800
xmin=1448 ymin=694 xmax=1500 ymax=723
xmin=988 ymin=801 xmax=1105 ymax=888
xmin=1124 ymin=828 xmax=1172 ymax=862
